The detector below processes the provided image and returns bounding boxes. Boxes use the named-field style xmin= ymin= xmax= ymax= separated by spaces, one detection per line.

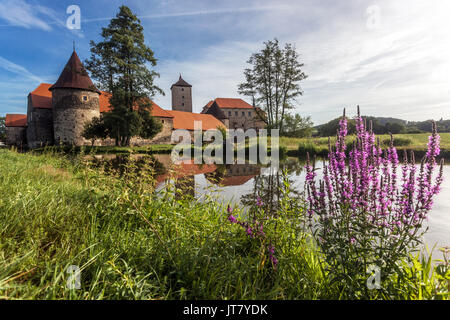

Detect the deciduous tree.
xmin=239 ymin=39 xmax=307 ymax=134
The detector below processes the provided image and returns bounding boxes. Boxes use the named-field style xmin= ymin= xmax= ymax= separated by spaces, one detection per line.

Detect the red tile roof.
xmin=214 ymin=98 xmax=254 ymax=109
xmin=201 ymin=100 xmax=214 ymax=113
xmin=50 ymin=51 xmax=100 ymax=93
xmin=218 ymin=175 xmax=255 ymax=186
xmin=150 ymin=102 xmax=174 ymax=118
xmin=5 ymin=114 xmax=27 ymax=127
xmin=155 ymin=161 xmax=217 ymax=185
xmin=28 ymin=83 xmax=173 ymax=118
xmin=29 ymin=83 xmax=52 ymax=109
xmin=98 ymin=91 xmax=112 ymax=112
xmin=167 ymin=110 xmax=226 ymax=131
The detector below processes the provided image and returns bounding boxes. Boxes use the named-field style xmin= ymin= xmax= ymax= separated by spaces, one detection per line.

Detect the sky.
xmin=0 ymin=0 xmax=449 ymax=125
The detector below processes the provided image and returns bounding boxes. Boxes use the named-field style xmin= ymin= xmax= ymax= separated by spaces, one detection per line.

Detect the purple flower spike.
xmin=228 ymin=215 xmax=237 ymax=224
xmin=256 ymin=196 xmax=263 ymax=207
xmin=304 ymin=107 xmax=443 ymax=270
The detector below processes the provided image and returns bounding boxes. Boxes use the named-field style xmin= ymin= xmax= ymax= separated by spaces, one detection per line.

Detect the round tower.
xmin=171 ymin=75 xmax=192 ymax=112
xmin=49 ymin=50 xmax=101 ymax=146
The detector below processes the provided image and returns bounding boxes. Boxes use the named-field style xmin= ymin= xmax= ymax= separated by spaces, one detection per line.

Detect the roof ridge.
xmin=49 ymin=51 xmax=100 ymax=93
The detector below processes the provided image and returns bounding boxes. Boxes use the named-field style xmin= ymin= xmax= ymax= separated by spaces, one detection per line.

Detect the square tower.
xmin=171 ymin=75 xmax=192 ymax=112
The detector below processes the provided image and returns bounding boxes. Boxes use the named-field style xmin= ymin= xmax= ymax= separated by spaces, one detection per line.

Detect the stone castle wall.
xmin=52 ymin=89 xmax=100 ymax=146
xmin=6 ymin=127 xmax=26 ymax=146
xmin=171 ymin=86 xmax=192 ymax=112
xmin=26 ymin=95 xmax=54 ymax=149
xmin=89 ymin=117 xmax=174 ymax=146
xmin=222 ymin=108 xmax=264 ymax=130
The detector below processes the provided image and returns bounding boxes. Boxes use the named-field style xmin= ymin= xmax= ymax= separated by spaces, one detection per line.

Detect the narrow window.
xmin=235 ymin=111 xmax=238 ymax=116
xmin=228 ymin=111 xmax=231 ymax=116
xmin=248 ymin=112 xmax=252 ymax=116
xmin=242 ymin=111 xmax=245 ymax=116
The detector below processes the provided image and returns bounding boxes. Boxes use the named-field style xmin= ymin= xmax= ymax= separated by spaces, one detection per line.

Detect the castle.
xmin=4 ymin=50 xmax=265 ymax=147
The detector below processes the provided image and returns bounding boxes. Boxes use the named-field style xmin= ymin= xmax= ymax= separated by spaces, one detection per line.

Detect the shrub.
xmin=304 ymin=107 xmax=444 ymax=298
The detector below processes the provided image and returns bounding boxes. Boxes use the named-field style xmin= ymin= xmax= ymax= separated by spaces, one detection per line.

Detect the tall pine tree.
xmin=85 ymin=5 xmax=163 ymax=146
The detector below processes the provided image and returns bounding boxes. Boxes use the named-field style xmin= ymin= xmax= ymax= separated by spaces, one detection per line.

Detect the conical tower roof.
xmin=171 ymin=74 xmax=192 ymax=89
xmin=49 ymin=50 xmax=100 ymax=93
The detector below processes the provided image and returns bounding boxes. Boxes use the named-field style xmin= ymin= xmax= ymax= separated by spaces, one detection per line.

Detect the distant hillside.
xmin=372 ymin=117 xmax=406 ymax=126
xmin=314 ymin=116 xmax=449 ymax=137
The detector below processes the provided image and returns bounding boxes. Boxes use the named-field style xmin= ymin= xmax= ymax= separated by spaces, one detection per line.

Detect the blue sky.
xmin=0 ymin=0 xmax=449 ymax=125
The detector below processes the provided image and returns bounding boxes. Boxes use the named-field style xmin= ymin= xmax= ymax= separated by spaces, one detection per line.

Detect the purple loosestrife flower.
xmin=228 ymin=215 xmax=237 ymax=224
xmin=268 ymin=245 xmax=278 ymax=270
xmin=305 ymin=108 xmax=443 ymax=262
xmin=256 ymin=196 xmax=263 ymax=207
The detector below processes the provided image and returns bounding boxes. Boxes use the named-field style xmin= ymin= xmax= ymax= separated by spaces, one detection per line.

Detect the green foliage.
xmin=0 ymin=150 xmax=447 ymax=299
xmin=282 ymin=114 xmax=314 ymax=138
xmin=384 ymin=121 xmax=406 ymax=134
xmin=315 ymin=116 xmax=450 ymax=137
xmin=82 ymin=116 xmax=109 ymax=145
xmin=85 ymin=5 xmax=164 ymax=146
xmin=238 ymin=39 xmax=308 ymax=131
xmin=316 ymin=117 xmax=357 ymax=137
xmin=0 ymin=116 xmax=5 ymax=141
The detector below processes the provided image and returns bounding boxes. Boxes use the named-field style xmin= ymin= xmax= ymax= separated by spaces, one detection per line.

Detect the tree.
xmin=0 ymin=116 xmax=5 ymax=142
xmin=82 ymin=116 xmax=109 ymax=146
xmin=282 ymin=113 xmax=314 ymax=138
xmin=317 ymin=117 xmax=357 ymax=137
xmin=85 ymin=5 xmax=164 ymax=146
xmin=238 ymin=39 xmax=307 ymax=134
xmin=385 ymin=122 xmax=405 ymax=134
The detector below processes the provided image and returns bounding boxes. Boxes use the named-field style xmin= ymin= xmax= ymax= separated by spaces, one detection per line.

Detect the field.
xmin=0 ymin=149 xmax=448 ymax=299
xmin=279 ymin=133 xmax=450 ymax=158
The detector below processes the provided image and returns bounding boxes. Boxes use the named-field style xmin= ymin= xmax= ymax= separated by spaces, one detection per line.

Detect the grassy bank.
xmin=280 ymin=133 xmax=450 ymax=158
xmin=33 ymin=144 xmax=175 ymax=155
xmin=0 ymin=149 xmax=322 ymax=299
xmin=0 ymin=150 xmax=448 ymax=299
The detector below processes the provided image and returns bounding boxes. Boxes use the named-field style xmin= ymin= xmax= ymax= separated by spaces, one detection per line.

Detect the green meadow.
xmin=0 ymin=149 xmax=448 ymax=299
xmin=279 ymin=133 xmax=450 ymax=158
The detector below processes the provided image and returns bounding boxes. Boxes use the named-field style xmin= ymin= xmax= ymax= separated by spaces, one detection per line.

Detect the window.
xmin=182 ymin=103 xmax=185 ymax=106
xmin=182 ymin=88 xmax=184 ymax=91
xmin=82 ymin=95 xmax=88 ymax=102
xmin=248 ymin=112 xmax=252 ymax=116
xmin=242 ymin=112 xmax=245 ymax=116
xmin=182 ymin=96 xmax=185 ymax=99
xmin=235 ymin=111 xmax=238 ymax=116
xmin=228 ymin=111 xmax=231 ymax=116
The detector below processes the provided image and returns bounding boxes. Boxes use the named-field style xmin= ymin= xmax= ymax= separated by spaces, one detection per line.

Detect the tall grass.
xmin=0 ymin=149 xmax=448 ymax=299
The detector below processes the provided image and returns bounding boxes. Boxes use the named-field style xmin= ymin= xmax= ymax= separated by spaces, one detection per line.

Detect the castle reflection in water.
xmin=153 ymin=154 xmax=263 ymax=198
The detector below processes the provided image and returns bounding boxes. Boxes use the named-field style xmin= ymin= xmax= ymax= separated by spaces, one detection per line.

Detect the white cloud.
xmin=153 ymin=41 xmax=259 ymax=112
xmin=0 ymin=56 xmax=43 ymax=82
xmin=150 ymin=0 xmax=450 ymax=124
xmin=0 ymin=0 xmax=62 ymax=30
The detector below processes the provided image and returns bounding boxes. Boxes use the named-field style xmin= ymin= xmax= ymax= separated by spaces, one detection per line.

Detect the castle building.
xmin=4 ymin=50 xmax=265 ymax=147
xmin=201 ymin=98 xmax=266 ymax=131
xmin=4 ymin=114 xmax=27 ymax=146
xmin=171 ymin=75 xmax=192 ymax=113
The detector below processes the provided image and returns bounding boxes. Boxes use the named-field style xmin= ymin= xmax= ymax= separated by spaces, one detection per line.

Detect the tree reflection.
xmin=240 ymin=158 xmax=305 ymax=216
